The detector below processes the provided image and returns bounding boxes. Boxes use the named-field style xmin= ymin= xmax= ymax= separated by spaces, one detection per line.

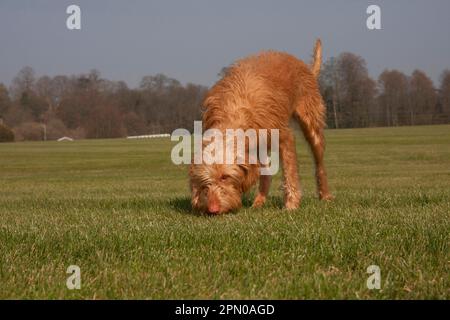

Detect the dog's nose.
xmin=207 ymin=202 xmax=220 ymax=214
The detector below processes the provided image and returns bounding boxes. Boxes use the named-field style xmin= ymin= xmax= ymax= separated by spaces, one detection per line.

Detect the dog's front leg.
xmin=252 ymin=174 xmax=272 ymax=208
xmin=280 ymin=130 xmax=301 ymax=210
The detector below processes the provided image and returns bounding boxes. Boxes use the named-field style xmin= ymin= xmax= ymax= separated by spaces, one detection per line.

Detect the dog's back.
xmin=234 ymin=51 xmax=313 ymax=93
xmin=203 ymin=47 xmax=322 ymax=130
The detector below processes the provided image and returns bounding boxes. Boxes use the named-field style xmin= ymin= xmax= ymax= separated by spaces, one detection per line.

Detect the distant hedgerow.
xmin=0 ymin=123 xmax=14 ymax=142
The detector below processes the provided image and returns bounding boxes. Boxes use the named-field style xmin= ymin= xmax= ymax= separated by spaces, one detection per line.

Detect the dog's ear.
xmin=191 ymin=187 xmax=200 ymax=208
xmin=239 ymin=164 xmax=258 ymax=193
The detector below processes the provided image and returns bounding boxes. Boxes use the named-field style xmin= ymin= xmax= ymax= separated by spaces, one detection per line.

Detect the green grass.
xmin=0 ymin=125 xmax=449 ymax=299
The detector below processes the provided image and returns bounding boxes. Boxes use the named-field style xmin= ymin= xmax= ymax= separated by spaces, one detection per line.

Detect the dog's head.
xmin=189 ymin=162 xmax=258 ymax=214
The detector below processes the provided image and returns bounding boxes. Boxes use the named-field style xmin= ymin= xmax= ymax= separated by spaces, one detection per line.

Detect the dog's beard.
xmin=190 ymin=163 xmax=249 ymax=214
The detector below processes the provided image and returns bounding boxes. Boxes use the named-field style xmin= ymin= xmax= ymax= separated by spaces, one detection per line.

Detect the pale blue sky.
xmin=1 ymin=0 xmax=449 ymax=87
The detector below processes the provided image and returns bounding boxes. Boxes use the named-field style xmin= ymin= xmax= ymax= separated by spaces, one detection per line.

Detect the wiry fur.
xmin=190 ymin=39 xmax=332 ymax=214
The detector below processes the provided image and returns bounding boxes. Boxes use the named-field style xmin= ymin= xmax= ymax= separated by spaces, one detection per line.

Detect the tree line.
xmin=319 ymin=53 xmax=450 ymax=128
xmin=0 ymin=68 xmax=207 ymax=141
xmin=0 ymin=52 xmax=449 ymax=142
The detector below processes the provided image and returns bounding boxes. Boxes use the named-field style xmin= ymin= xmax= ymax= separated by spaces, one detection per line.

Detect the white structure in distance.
xmin=127 ymin=134 xmax=170 ymax=139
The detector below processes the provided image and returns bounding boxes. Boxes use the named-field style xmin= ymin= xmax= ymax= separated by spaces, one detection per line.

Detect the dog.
xmin=190 ymin=39 xmax=332 ymax=214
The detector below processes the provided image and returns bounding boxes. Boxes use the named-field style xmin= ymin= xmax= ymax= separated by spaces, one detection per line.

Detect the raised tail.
xmin=310 ymin=39 xmax=322 ymax=78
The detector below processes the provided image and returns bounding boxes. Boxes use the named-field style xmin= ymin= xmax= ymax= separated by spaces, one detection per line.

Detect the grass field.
xmin=0 ymin=125 xmax=449 ymax=299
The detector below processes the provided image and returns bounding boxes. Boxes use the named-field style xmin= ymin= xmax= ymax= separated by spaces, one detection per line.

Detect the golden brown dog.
xmin=190 ymin=39 xmax=332 ymax=214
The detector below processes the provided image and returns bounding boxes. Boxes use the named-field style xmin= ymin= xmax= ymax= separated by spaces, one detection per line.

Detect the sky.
xmin=0 ymin=0 xmax=449 ymax=88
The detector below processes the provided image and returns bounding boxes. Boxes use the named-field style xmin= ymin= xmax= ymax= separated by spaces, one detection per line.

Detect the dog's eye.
xmin=220 ymin=174 xmax=230 ymax=181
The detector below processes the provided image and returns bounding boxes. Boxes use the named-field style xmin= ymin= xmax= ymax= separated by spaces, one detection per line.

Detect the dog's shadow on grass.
xmin=168 ymin=197 xmax=236 ymax=217
xmin=169 ymin=197 xmax=192 ymax=212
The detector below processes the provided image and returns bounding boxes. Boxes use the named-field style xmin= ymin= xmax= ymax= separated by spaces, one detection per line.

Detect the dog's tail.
xmin=310 ymin=39 xmax=322 ymax=78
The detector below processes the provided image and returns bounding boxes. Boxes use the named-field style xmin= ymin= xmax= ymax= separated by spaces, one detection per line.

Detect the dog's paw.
xmin=284 ymin=203 xmax=299 ymax=210
xmin=252 ymin=194 xmax=266 ymax=208
xmin=284 ymin=191 xmax=301 ymax=210
xmin=320 ymin=193 xmax=334 ymax=201
xmin=284 ymin=198 xmax=300 ymax=210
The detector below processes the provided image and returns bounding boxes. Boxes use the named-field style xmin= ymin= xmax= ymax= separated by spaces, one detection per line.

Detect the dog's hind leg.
xmin=295 ymin=97 xmax=333 ymax=201
xmin=252 ymin=173 xmax=272 ymax=208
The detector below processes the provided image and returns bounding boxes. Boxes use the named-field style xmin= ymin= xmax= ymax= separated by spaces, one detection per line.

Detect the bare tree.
xmin=378 ymin=70 xmax=409 ymax=126
xmin=140 ymin=74 xmax=181 ymax=93
xmin=123 ymin=112 xmax=146 ymax=136
xmin=0 ymin=84 xmax=11 ymax=120
xmin=10 ymin=66 xmax=36 ymax=99
xmin=321 ymin=53 xmax=377 ymax=128
xmin=320 ymin=58 xmax=340 ymax=128
xmin=86 ymin=104 xmax=125 ymax=139
xmin=409 ymin=70 xmax=437 ymax=125
xmin=438 ymin=70 xmax=450 ymax=123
